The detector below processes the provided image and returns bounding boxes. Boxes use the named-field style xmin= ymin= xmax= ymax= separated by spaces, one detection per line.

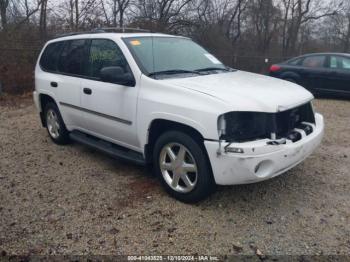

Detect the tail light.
xmin=270 ymin=65 xmax=281 ymax=72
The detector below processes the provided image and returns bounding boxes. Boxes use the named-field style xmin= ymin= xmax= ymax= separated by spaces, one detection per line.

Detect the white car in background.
xmin=33 ymin=28 xmax=324 ymax=203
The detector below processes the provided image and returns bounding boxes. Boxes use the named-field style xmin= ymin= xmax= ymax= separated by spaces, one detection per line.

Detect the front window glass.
xmin=124 ymin=37 xmax=228 ymax=78
xmin=88 ymin=39 xmax=131 ymax=79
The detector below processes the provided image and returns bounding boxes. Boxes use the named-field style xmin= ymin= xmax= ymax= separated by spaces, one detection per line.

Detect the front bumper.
xmin=205 ymin=113 xmax=324 ymax=185
xmin=33 ymin=91 xmax=40 ymax=111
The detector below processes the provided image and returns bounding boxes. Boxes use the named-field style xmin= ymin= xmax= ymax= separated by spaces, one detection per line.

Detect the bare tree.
xmin=135 ymin=0 xmax=193 ymax=31
xmin=250 ymin=0 xmax=280 ymax=56
xmin=111 ymin=0 xmax=131 ymax=27
xmin=63 ymin=0 xmax=98 ymax=30
xmin=345 ymin=13 xmax=350 ymax=52
xmin=280 ymin=0 xmax=339 ymax=56
xmin=194 ymin=0 xmax=247 ymax=45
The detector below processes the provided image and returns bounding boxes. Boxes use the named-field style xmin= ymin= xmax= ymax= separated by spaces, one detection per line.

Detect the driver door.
xmin=80 ymin=39 xmax=139 ymax=149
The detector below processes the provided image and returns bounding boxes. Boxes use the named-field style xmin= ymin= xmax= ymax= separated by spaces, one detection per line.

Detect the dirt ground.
xmin=0 ymin=96 xmax=349 ymax=257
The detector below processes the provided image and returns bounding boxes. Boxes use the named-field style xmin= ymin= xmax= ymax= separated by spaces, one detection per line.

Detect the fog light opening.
xmin=254 ymin=160 xmax=274 ymax=178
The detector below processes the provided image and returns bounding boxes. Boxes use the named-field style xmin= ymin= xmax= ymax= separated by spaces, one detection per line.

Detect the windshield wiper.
xmin=148 ymin=69 xmax=203 ymax=78
xmin=195 ymin=67 xmax=232 ymax=72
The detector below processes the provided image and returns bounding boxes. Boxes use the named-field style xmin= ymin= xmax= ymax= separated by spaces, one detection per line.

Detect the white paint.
xmin=34 ymin=32 xmax=324 ymax=186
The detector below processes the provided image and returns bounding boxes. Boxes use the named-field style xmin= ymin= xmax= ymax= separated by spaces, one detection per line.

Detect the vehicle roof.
xmin=289 ymin=52 xmax=350 ymax=60
xmin=48 ymin=32 xmax=185 ymax=44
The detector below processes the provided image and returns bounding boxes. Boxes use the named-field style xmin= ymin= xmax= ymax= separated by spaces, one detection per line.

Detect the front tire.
xmin=153 ymin=131 xmax=215 ymax=203
xmin=44 ymin=102 xmax=70 ymax=145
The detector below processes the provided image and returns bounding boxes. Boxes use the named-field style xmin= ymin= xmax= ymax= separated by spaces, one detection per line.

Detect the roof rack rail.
xmin=52 ymin=31 xmax=97 ymax=39
xmin=93 ymin=27 xmax=151 ymax=33
xmin=52 ymin=27 xmax=151 ymax=39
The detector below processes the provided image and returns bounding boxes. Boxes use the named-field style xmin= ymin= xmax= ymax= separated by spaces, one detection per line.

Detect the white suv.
xmin=33 ymin=29 xmax=324 ymax=203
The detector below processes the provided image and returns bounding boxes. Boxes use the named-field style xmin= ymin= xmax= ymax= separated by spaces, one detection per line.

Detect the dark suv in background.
xmin=269 ymin=53 xmax=350 ymax=97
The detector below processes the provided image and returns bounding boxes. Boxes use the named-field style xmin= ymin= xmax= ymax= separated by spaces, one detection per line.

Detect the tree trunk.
xmin=0 ymin=0 xmax=9 ymax=31
xmin=39 ymin=0 xmax=48 ymax=41
xmin=119 ymin=11 xmax=124 ymax=28
xmin=75 ymin=0 xmax=79 ymax=30
xmin=344 ymin=15 xmax=350 ymax=52
xmin=69 ymin=0 xmax=74 ymax=30
xmin=113 ymin=0 xmax=117 ymax=27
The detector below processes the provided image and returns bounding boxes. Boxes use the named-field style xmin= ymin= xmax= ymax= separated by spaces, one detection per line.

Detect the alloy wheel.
xmin=46 ymin=109 xmax=60 ymax=139
xmin=159 ymin=143 xmax=198 ymax=193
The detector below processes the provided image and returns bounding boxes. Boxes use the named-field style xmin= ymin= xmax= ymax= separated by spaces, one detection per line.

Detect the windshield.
xmin=123 ymin=36 xmax=228 ymax=78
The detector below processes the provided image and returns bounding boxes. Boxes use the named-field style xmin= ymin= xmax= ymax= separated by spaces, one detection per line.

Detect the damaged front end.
xmin=217 ymin=102 xmax=316 ymax=154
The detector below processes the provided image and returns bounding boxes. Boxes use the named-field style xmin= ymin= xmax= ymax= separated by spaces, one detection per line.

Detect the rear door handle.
xmin=50 ymin=82 xmax=58 ymax=88
xmin=83 ymin=88 xmax=92 ymax=95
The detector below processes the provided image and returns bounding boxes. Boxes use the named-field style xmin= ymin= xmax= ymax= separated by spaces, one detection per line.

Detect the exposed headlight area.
xmin=218 ymin=102 xmax=316 ymax=144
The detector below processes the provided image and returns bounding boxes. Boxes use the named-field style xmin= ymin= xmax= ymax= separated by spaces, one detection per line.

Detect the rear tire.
xmin=44 ymin=102 xmax=70 ymax=145
xmin=153 ymin=131 xmax=215 ymax=203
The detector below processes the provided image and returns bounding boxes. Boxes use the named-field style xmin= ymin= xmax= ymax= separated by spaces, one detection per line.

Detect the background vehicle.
xmin=269 ymin=53 xmax=350 ymax=97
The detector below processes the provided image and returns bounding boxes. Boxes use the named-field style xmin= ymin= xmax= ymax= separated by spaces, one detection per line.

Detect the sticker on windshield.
xmin=130 ymin=40 xmax=141 ymax=46
xmin=204 ymin=54 xmax=222 ymax=64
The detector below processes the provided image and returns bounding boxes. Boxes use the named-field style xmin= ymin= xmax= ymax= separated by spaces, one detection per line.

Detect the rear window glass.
xmin=57 ymin=39 xmax=89 ymax=76
xmin=40 ymin=42 xmax=64 ymax=71
xmin=302 ymin=56 xmax=326 ymax=68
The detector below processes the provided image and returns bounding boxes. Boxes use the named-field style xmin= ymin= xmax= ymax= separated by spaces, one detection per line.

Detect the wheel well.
xmin=39 ymin=94 xmax=56 ymax=127
xmin=145 ymin=119 xmax=205 ymax=164
xmin=281 ymin=72 xmax=300 ymax=83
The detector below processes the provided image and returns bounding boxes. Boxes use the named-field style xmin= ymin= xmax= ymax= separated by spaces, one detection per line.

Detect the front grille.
xmin=222 ymin=102 xmax=315 ymax=143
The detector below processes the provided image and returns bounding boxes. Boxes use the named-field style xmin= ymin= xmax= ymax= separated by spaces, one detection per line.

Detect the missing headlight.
xmin=219 ymin=102 xmax=315 ymax=143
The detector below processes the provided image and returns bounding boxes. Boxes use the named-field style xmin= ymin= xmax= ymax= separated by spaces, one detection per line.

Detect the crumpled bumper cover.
xmin=205 ymin=113 xmax=324 ymax=185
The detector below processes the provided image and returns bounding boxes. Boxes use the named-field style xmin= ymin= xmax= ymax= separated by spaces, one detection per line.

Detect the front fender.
xmin=138 ymin=112 xmax=217 ymax=150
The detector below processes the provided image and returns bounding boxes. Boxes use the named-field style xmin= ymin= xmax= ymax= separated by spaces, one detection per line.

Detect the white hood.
xmin=163 ymin=71 xmax=314 ymax=113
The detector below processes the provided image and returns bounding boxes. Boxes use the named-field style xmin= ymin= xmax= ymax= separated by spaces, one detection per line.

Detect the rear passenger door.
xmin=56 ymin=39 xmax=90 ymax=129
xmin=80 ymin=39 xmax=139 ymax=149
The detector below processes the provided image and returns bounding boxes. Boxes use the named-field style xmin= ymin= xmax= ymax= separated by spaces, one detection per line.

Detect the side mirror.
xmin=100 ymin=66 xmax=135 ymax=87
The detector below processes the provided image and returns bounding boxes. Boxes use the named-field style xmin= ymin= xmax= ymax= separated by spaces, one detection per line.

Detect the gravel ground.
xmin=0 ymin=97 xmax=349 ymax=257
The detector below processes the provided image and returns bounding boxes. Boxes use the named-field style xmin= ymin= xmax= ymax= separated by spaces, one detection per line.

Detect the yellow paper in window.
xmin=130 ymin=40 xmax=141 ymax=46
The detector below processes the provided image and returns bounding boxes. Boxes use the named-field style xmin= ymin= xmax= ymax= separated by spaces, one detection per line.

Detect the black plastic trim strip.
xmin=59 ymin=102 xmax=132 ymax=125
